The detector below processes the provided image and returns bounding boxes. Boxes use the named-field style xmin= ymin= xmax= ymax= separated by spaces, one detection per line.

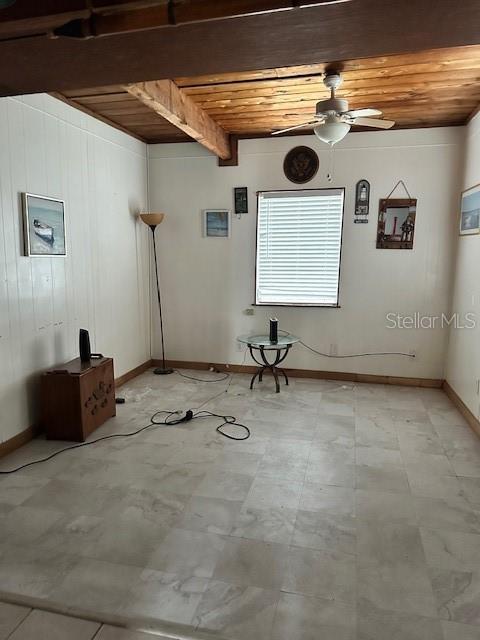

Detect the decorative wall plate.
xmin=283 ymin=146 xmax=319 ymax=184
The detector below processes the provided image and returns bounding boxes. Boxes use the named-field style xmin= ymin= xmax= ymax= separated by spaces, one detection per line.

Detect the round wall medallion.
xmin=283 ymin=146 xmax=319 ymax=184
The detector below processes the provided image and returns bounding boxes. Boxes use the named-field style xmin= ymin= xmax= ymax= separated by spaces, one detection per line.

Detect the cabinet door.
xmin=80 ymin=361 xmax=116 ymax=438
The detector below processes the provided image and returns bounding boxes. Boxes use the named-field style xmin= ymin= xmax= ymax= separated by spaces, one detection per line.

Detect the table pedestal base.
xmin=249 ymin=344 xmax=291 ymax=393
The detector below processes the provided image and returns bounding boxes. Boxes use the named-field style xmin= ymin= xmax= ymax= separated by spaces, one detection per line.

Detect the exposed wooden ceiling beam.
xmin=0 ymin=1 xmax=347 ymax=39
xmin=55 ymin=0 xmax=341 ymax=39
xmin=125 ymin=80 xmax=231 ymax=159
xmin=2 ymin=0 xmax=480 ymax=96
xmin=0 ymin=1 xmax=88 ymax=38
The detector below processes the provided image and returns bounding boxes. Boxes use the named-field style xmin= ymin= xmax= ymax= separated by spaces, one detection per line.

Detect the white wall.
xmin=148 ymin=128 xmax=463 ymax=380
xmin=0 ymin=94 xmax=150 ymax=443
xmin=0 ymin=98 xmax=470 ymax=443
xmin=446 ymin=112 xmax=480 ymax=418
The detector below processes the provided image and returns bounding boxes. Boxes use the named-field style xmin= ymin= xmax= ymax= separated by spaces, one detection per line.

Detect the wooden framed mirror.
xmin=376 ymin=198 xmax=417 ymax=249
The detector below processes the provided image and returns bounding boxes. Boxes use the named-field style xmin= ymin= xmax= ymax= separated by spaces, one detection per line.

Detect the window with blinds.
xmin=255 ymin=189 xmax=345 ymax=306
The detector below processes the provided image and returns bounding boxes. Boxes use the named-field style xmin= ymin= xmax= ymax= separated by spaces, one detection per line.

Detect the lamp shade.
xmin=139 ymin=212 xmax=165 ymax=227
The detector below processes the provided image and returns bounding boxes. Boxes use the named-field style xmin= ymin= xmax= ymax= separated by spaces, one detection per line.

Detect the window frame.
xmin=254 ymin=187 xmax=345 ymax=308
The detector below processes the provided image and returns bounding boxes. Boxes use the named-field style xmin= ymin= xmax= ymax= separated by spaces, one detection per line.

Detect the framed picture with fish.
xmin=22 ymin=193 xmax=66 ymax=256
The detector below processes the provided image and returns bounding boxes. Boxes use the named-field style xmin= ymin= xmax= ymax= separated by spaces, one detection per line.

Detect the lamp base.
xmin=154 ymin=367 xmax=174 ymax=375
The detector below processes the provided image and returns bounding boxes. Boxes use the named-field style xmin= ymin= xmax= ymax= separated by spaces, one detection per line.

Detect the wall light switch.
xmin=244 ymin=308 xmax=255 ymax=316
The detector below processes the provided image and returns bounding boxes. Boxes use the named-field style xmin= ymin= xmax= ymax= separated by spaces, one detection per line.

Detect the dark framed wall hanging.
xmin=377 ymin=199 xmax=417 ymax=249
xmin=355 ymin=180 xmax=370 ymax=215
xmin=376 ymin=180 xmax=416 ymax=249
xmin=234 ymin=187 xmax=248 ymax=215
xmin=283 ymin=146 xmax=319 ymax=184
xmin=354 ymin=179 xmax=370 ymax=224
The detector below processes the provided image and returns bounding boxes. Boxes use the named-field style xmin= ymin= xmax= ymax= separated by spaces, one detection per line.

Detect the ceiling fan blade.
xmin=344 ymin=108 xmax=382 ymax=118
xmin=352 ymin=117 xmax=395 ymax=129
xmin=272 ymin=120 xmax=322 ymax=135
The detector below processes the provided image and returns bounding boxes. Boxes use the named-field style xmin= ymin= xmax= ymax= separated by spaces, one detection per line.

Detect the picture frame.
xmin=234 ymin=187 xmax=248 ymax=215
xmin=376 ymin=198 xmax=417 ymax=250
xmin=355 ymin=179 xmax=370 ymax=216
xmin=459 ymin=183 xmax=480 ymax=236
xmin=202 ymin=209 xmax=231 ymax=238
xmin=22 ymin=193 xmax=66 ymax=257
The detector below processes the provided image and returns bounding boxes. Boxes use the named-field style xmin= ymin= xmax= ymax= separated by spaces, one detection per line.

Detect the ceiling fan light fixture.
xmin=314 ymin=119 xmax=351 ymax=146
xmin=272 ymin=71 xmax=394 ymax=140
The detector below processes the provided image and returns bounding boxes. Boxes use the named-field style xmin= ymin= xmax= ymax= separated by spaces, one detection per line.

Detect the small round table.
xmin=237 ymin=334 xmax=300 ymax=393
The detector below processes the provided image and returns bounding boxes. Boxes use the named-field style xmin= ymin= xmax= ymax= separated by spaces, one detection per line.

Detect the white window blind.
xmin=255 ymin=189 xmax=344 ymax=306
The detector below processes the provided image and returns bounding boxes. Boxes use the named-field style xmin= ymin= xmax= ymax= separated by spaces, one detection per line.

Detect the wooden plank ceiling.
xmin=57 ymin=44 xmax=480 ymax=144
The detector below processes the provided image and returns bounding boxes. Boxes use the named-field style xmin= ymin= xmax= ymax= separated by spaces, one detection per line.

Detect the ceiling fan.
xmin=272 ymin=72 xmax=395 ymax=145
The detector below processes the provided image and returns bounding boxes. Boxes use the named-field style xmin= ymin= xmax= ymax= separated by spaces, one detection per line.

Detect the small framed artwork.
xmin=203 ymin=209 xmax=230 ymax=238
xmin=376 ymin=198 xmax=417 ymax=249
xmin=460 ymin=183 xmax=480 ymax=236
xmin=234 ymin=187 xmax=248 ymax=215
xmin=355 ymin=179 xmax=370 ymax=216
xmin=22 ymin=193 xmax=66 ymax=256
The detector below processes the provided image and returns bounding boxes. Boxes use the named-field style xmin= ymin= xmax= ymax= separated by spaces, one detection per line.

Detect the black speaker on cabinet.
xmin=79 ymin=329 xmax=91 ymax=362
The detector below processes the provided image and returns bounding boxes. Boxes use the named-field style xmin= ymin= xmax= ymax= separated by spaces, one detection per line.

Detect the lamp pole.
xmin=140 ymin=213 xmax=173 ymax=375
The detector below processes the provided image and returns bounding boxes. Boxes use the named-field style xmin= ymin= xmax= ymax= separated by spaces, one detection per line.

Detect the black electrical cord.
xmin=0 ymin=408 xmax=250 ymax=475
xmin=153 ymin=409 xmax=250 ymax=441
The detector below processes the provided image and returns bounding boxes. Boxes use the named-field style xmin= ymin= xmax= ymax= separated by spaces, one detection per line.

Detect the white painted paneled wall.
xmin=148 ymin=128 xmax=463 ymax=380
xmin=446 ymin=112 xmax=480 ymax=419
xmin=0 ymin=96 xmax=473 ymax=442
xmin=0 ymin=94 xmax=150 ymax=443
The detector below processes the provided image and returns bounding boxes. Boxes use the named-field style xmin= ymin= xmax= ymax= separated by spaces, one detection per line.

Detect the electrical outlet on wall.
xmin=330 ymin=343 xmax=338 ymax=356
xmin=236 ymin=339 xmax=245 ymax=352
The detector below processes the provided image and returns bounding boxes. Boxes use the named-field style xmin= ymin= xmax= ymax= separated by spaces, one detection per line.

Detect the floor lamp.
xmin=140 ymin=213 xmax=173 ymax=375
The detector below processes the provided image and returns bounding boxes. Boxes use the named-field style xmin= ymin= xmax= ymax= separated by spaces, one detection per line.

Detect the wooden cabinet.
xmin=41 ymin=357 xmax=116 ymax=442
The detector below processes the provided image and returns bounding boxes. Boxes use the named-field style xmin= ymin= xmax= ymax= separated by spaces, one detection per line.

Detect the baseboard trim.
xmin=443 ymin=380 xmax=480 ymax=438
xmin=0 ymin=362 xmax=470 ymax=462
xmin=115 ymin=359 xmax=153 ymax=388
xmin=0 ymin=424 xmax=41 ymax=461
xmin=157 ymin=359 xmax=443 ymax=388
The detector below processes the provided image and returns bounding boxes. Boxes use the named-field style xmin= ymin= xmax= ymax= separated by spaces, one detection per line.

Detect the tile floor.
xmin=0 ymin=369 xmax=480 ymax=639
